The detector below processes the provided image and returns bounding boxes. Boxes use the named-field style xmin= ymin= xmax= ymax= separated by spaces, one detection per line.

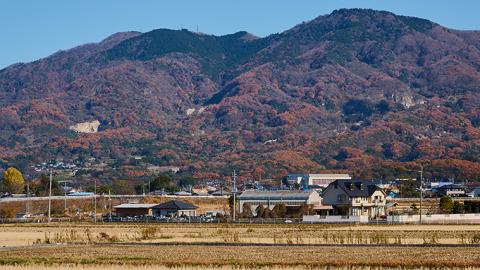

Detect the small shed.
xmin=152 ymin=200 xmax=198 ymax=217
xmin=113 ymin=204 xmax=157 ymax=217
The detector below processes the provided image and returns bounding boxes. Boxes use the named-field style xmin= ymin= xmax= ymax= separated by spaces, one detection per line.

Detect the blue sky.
xmin=1 ymin=0 xmax=479 ymax=69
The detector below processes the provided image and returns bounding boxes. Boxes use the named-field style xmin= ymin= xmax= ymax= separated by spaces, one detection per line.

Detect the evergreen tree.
xmin=439 ymin=196 xmax=454 ymax=214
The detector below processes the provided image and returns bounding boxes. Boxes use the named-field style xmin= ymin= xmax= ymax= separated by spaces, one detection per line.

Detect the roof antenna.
xmin=196 ymin=25 xmax=199 ymax=33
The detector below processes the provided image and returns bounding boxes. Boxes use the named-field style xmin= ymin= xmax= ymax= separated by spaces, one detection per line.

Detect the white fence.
xmin=303 ymin=215 xmax=369 ymax=223
xmin=388 ymin=213 xmax=480 ymax=224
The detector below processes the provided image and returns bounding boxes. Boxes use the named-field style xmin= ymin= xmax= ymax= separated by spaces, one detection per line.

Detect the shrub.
xmin=452 ymin=201 xmax=465 ymax=214
xmin=0 ymin=206 xmax=17 ymax=218
xmin=342 ymin=99 xmax=374 ymax=122
xmin=439 ymin=196 xmax=453 ymax=214
xmin=139 ymin=227 xmax=157 ymax=240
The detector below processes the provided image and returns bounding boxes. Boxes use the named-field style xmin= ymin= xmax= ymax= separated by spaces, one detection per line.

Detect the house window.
xmin=337 ymin=194 xmax=346 ymax=203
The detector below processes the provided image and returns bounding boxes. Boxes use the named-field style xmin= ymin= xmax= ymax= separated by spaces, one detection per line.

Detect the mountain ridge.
xmin=1 ymin=9 xmax=480 ymax=182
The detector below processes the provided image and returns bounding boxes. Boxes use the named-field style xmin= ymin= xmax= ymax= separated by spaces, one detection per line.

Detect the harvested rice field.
xmin=0 ymin=244 xmax=479 ymax=269
xmin=0 ymin=223 xmax=479 ymax=269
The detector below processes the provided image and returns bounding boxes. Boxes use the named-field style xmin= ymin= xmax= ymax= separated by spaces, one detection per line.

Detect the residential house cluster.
xmin=239 ymin=177 xmax=386 ymax=219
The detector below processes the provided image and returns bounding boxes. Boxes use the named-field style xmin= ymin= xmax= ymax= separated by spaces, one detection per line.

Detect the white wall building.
xmin=238 ymin=190 xmax=322 ymax=214
xmin=286 ymin=174 xmax=351 ymax=188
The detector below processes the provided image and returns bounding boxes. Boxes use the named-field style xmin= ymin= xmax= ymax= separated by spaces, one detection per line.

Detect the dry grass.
xmin=2 ymin=223 xmax=480 ymax=246
xmin=1 ymin=224 xmax=480 ymax=269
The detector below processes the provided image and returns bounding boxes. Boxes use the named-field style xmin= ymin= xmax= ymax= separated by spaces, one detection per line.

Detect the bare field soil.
xmin=1 ymin=223 xmax=480 ymax=247
xmin=0 ymin=244 xmax=479 ymax=268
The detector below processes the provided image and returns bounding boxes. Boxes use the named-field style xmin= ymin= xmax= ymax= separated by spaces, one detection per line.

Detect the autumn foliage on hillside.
xmin=1 ymin=9 xmax=480 ymax=182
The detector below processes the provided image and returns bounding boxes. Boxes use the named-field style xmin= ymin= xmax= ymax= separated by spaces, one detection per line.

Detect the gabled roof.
xmin=436 ymin=184 xmax=465 ymax=190
xmin=152 ymin=200 xmax=198 ymax=210
xmin=329 ymin=180 xmax=383 ymax=197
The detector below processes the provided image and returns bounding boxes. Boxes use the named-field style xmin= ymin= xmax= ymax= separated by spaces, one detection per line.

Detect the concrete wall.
xmin=303 ymin=215 xmax=369 ymax=223
xmin=388 ymin=213 xmax=480 ymax=224
xmin=239 ymin=192 xmax=322 ymax=213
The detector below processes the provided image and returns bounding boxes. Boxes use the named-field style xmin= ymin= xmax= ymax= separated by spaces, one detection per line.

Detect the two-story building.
xmin=434 ymin=184 xmax=466 ymax=197
xmin=286 ymin=174 xmax=352 ymax=189
xmin=322 ymin=180 xmax=386 ymax=218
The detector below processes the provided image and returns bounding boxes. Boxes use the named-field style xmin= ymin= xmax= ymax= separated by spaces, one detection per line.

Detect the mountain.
xmin=1 ymin=9 xmax=480 ymax=182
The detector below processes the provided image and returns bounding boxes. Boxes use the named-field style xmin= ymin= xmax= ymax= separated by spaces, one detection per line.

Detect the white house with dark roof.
xmin=322 ymin=180 xmax=386 ymax=218
xmin=152 ymin=200 xmax=198 ymax=217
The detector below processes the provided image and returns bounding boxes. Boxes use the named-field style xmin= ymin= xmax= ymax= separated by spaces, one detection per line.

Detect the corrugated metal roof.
xmin=113 ymin=204 xmax=157 ymax=209
xmin=238 ymin=190 xmax=314 ymax=200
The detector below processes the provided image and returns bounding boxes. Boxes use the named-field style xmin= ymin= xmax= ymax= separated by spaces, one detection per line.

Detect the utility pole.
xmin=93 ymin=179 xmax=97 ymax=223
xmin=26 ymin=181 xmax=30 ymax=217
xmin=233 ymin=170 xmax=237 ymax=222
xmin=108 ymin=189 xmax=112 ymax=222
xmin=48 ymin=168 xmax=53 ymax=223
xmin=419 ymin=164 xmax=423 ymax=225
xmin=64 ymin=181 xmax=67 ymax=213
